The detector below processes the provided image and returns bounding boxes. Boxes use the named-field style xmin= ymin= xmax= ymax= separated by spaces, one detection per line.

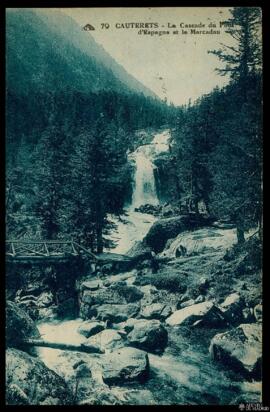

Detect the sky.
xmin=61 ymin=7 xmax=233 ymax=106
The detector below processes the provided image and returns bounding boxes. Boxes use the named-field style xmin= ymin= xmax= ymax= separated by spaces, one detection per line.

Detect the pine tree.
xmin=208 ymin=7 xmax=262 ymax=83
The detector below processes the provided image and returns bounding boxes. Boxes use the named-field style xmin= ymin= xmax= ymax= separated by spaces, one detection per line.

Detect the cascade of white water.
xmin=107 ymin=130 xmax=171 ymax=254
xmin=129 ymin=130 xmax=170 ymax=210
xmin=131 ymin=151 xmax=158 ymax=209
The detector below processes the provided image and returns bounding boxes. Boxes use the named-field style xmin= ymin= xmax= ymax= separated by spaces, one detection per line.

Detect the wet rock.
xmin=6 ymin=301 xmax=40 ymax=354
xmin=219 ymin=293 xmax=245 ymax=325
xmin=144 ymin=214 xmax=211 ymax=253
xmin=209 ymin=323 xmax=262 ymax=379
xmin=102 ymin=347 xmax=150 ymax=385
xmin=83 ymin=329 xmax=125 ymax=352
xmin=134 ymin=204 xmax=161 ymax=215
xmin=95 ymin=304 xmax=140 ymax=324
xmin=77 ymin=321 xmax=105 ymax=338
xmin=6 ymin=348 xmax=72 ymax=405
xmin=254 ymin=304 xmax=262 ymax=323
xmin=127 ymin=319 xmax=168 ymax=352
xmin=166 ymin=301 xmax=227 ymax=328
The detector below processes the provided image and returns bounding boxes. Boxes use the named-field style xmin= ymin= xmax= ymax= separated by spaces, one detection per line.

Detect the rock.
xmin=166 ymin=301 xmax=227 ymax=328
xmin=109 ymin=283 xmax=144 ymax=303
xmin=94 ymin=304 xmax=140 ymax=324
xmin=38 ymin=305 xmax=58 ymax=322
xmin=219 ymin=293 xmax=245 ymax=325
xmin=16 ymin=301 xmax=39 ymax=321
xmin=254 ymin=304 xmax=262 ymax=322
xmin=6 ymin=301 xmax=40 ymax=354
xmin=102 ymin=347 xmax=149 ymax=385
xmin=194 ymin=295 xmax=205 ymax=304
xmin=242 ymin=308 xmax=255 ymax=323
xmin=36 ymin=291 xmax=54 ymax=308
xmin=83 ymin=329 xmax=125 ymax=352
xmin=209 ymin=323 xmax=262 ymax=379
xmin=144 ymin=214 xmax=211 ymax=253
xmin=119 ymin=318 xmax=143 ymax=333
xmin=140 ymin=303 xmax=172 ymax=320
xmin=161 ymin=204 xmax=180 ymax=218
xmin=178 ymin=299 xmax=196 ymax=309
xmin=126 ymin=240 xmax=153 ymax=263
xmin=127 ymin=319 xmax=168 ymax=352
xmin=197 ymin=277 xmax=210 ymax=294
xmin=176 ymin=293 xmax=192 ymax=308
xmin=134 ymin=204 xmax=161 ymax=215
xmin=81 ymin=288 xmax=125 ymax=306
xmin=81 ymin=283 xmax=143 ymax=308
xmin=6 ymin=348 xmax=72 ymax=405
xmin=77 ymin=321 xmax=105 ymax=338
xmin=80 ymin=280 xmax=102 ymax=291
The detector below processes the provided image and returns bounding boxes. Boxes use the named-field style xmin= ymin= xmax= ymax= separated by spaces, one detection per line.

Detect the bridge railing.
xmin=5 ymin=240 xmax=98 ymax=260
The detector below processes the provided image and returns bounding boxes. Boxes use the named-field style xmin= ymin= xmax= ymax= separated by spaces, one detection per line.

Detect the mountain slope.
xmin=6 ymin=8 xmax=157 ymax=98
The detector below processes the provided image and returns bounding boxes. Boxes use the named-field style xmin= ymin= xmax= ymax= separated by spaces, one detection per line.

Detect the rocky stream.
xmin=6 ymin=130 xmax=262 ymax=405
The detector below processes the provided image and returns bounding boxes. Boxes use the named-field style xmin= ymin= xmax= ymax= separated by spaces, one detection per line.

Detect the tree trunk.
xmin=21 ymin=338 xmax=104 ymax=354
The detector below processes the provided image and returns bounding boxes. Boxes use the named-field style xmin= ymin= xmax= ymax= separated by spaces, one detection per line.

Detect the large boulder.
xmin=144 ymin=214 xmax=211 ymax=253
xmin=6 ymin=348 xmax=72 ymax=405
xmin=95 ymin=304 xmax=140 ymax=324
xmin=83 ymin=329 xmax=125 ymax=352
xmin=165 ymin=301 xmax=227 ymax=328
xmin=77 ymin=321 xmax=105 ymax=338
xmin=209 ymin=323 xmax=262 ymax=379
xmin=109 ymin=283 xmax=144 ymax=303
xmin=6 ymin=301 xmax=40 ymax=353
xmin=101 ymin=347 xmax=149 ymax=385
xmin=81 ymin=288 xmax=125 ymax=307
xmin=127 ymin=319 xmax=168 ymax=353
xmin=81 ymin=284 xmax=143 ymax=308
xmin=219 ymin=293 xmax=245 ymax=325
xmin=140 ymin=303 xmax=172 ymax=320
xmin=127 ymin=240 xmax=153 ymax=263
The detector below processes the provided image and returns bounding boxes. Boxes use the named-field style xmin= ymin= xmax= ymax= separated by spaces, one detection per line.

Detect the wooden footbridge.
xmin=5 ymin=240 xmax=133 ymax=270
xmin=5 ymin=240 xmax=98 ymax=262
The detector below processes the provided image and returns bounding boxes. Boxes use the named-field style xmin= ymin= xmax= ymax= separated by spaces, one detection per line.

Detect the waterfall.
xmin=107 ymin=129 xmax=171 ymax=254
xmin=129 ymin=130 xmax=170 ymax=210
xmin=131 ymin=151 xmax=158 ymax=209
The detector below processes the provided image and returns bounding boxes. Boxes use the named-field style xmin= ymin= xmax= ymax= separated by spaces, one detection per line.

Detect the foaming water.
xmin=37 ymin=318 xmax=85 ymax=372
xmin=107 ymin=129 xmax=171 ymax=254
